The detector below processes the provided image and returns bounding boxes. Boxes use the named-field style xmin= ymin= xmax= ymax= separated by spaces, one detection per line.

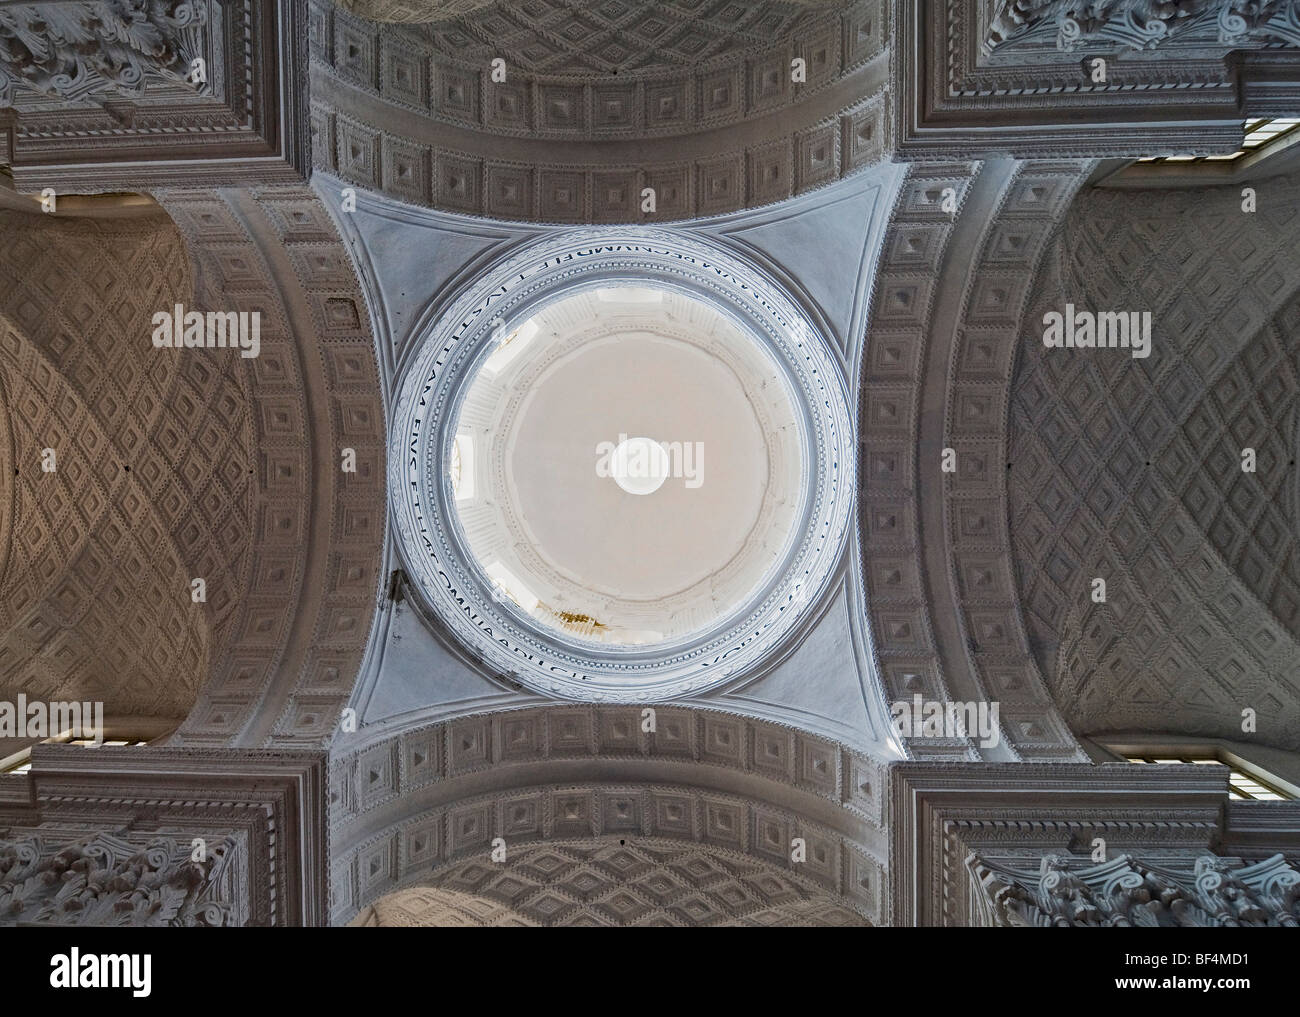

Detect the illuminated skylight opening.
xmin=1124 ymin=754 xmax=1291 ymax=801
xmin=483 ymin=318 xmax=539 ymax=377
xmin=595 ymin=286 xmax=664 ymax=304
xmin=1135 ymin=117 xmax=1300 ymax=164
xmin=451 ymin=434 xmax=476 ymax=500
xmin=483 ymin=560 xmax=540 ymax=613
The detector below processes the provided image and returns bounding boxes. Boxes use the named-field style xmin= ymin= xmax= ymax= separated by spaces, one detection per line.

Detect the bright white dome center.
xmin=450 ymin=283 xmax=802 ymax=646
xmin=610 ymin=436 xmax=670 ymax=495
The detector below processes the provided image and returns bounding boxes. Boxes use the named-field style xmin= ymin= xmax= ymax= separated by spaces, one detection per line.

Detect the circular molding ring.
xmin=388 ymin=227 xmax=853 ymax=702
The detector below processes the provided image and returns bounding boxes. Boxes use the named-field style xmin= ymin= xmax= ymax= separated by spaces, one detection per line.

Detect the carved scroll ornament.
xmin=0 ymin=1 xmax=208 ymax=106
xmin=0 ymin=832 xmax=237 ymax=926
xmin=969 ymin=851 xmax=1300 ymax=927
xmin=985 ymin=0 xmax=1300 ymax=54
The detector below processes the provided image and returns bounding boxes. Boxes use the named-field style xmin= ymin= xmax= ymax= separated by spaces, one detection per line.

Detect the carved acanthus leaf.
xmin=968 ymin=851 xmax=1300 ymax=926
xmin=984 ymin=0 xmax=1300 ymax=54
xmin=0 ymin=1 xmax=208 ymax=106
xmin=0 ymin=833 xmax=237 ymax=927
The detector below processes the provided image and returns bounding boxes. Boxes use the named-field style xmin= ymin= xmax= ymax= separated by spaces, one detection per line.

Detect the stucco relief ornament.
xmin=1055 ymin=0 xmax=1201 ymax=50
xmin=969 ymin=851 xmax=1300 ymax=926
xmin=0 ymin=1 xmax=207 ymax=106
xmin=987 ymin=0 xmax=1300 ymax=52
xmin=1219 ymin=0 xmax=1300 ymax=44
xmin=0 ymin=834 xmax=235 ymax=926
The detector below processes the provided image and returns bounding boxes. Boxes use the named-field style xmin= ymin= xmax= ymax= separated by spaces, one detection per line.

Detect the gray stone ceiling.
xmin=320 ymin=167 xmax=902 ymax=755
xmin=311 ymin=0 xmax=889 ymax=221
xmin=390 ymin=0 xmax=849 ymax=76
xmin=327 ymin=703 xmax=887 ymax=925
xmin=1009 ymin=171 xmax=1300 ymax=749
xmin=352 ymin=839 xmax=869 ymax=926
xmin=341 ymin=0 xmax=849 ymax=31
xmin=3 ymin=0 xmax=1300 ymax=934
xmin=0 ymin=188 xmax=391 ymax=749
xmin=0 ymin=207 xmax=225 ymax=722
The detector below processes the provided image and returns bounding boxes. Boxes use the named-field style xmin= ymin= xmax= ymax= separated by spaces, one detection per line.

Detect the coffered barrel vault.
xmin=329 ymin=704 xmax=887 ymax=926
xmin=310 ymin=0 xmax=891 ymax=221
xmin=0 ymin=204 xmax=232 ymax=724
xmin=1011 ymin=176 xmax=1300 ymax=749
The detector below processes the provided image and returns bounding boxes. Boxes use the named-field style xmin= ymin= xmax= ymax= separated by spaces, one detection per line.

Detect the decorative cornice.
xmin=985 ymin=0 xmax=1300 ymax=56
xmin=0 ymin=832 xmax=242 ymax=927
xmin=889 ymin=761 xmax=1236 ymax=925
xmin=0 ymin=1 xmax=208 ymax=107
xmin=894 ymin=0 xmax=1300 ymax=158
xmin=2 ymin=0 xmax=312 ymax=190
xmin=1 ymin=745 xmax=328 ymax=926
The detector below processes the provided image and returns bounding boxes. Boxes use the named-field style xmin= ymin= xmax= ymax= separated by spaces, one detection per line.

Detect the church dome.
xmin=389 ymin=228 xmax=853 ymax=700
xmin=450 ymin=284 xmax=802 ymax=647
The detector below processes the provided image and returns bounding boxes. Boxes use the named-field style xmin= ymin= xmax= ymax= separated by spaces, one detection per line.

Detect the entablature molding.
xmin=0 ymin=745 xmax=327 ymax=926
xmin=1 ymin=1 xmax=311 ymax=191
xmin=895 ymin=0 xmax=1300 ymax=158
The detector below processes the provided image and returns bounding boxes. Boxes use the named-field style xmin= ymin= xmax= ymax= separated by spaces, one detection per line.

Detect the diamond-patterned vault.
xmin=0 ymin=206 xmax=254 ymax=722
xmin=1008 ymin=175 xmax=1300 ymax=748
xmin=351 ymin=839 xmax=868 ymax=926
xmin=395 ymin=0 xmax=835 ymax=76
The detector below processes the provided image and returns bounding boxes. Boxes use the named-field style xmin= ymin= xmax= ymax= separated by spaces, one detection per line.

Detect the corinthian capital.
xmin=0 ymin=1 xmax=209 ymax=106
xmin=0 ymin=832 xmax=240 ymax=927
xmin=967 ymin=851 xmax=1300 ymax=926
xmin=984 ymin=0 xmax=1300 ymax=54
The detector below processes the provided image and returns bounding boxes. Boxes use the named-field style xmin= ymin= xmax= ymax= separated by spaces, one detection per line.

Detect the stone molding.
xmin=1 ymin=0 xmax=311 ymax=190
xmin=0 ymin=831 xmax=242 ymax=927
xmin=0 ymin=745 xmax=327 ymax=926
xmin=985 ymin=0 xmax=1300 ymax=55
xmin=338 ymin=0 xmax=856 ymax=26
xmin=968 ymin=848 xmax=1300 ymax=926
xmin=860 ymin=157 xmax=1089 ymax=761
xmin=388 ymin=228 xmax=853 ymax=702
xmin=889 ymin=761 xmax=1238 ymax=925
xmin=157 ymin=186 xmax=387 ymax=749
xmin=0 ymin=1 xmax=208 ymax=107
xmin=893 ymin=0 xmax=1300 ymax=158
